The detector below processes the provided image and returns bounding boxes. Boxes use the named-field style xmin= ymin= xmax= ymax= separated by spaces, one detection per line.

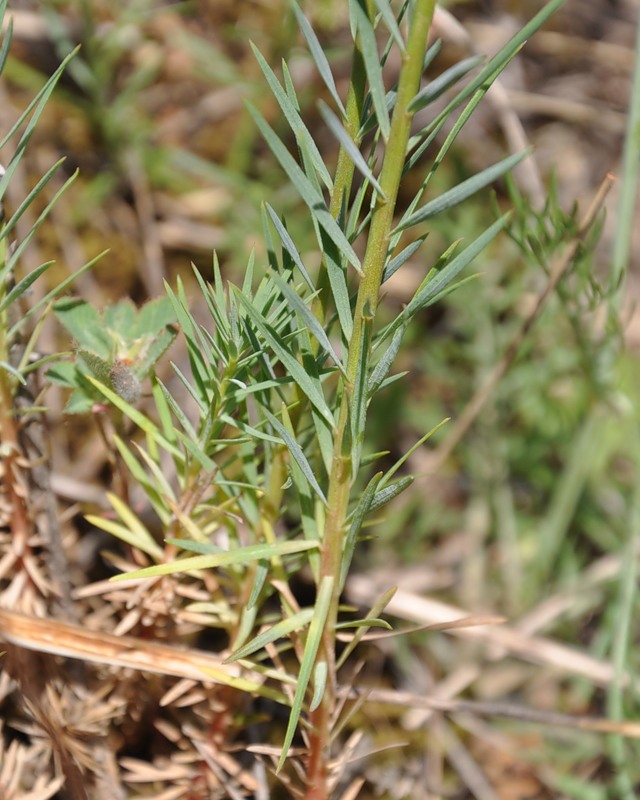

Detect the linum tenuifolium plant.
xmin=53 ymin=0 xmax=565 ymax=791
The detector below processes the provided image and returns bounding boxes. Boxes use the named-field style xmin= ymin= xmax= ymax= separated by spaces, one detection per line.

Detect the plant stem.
xmin=306 ymin=2 xmax=436 ymax=796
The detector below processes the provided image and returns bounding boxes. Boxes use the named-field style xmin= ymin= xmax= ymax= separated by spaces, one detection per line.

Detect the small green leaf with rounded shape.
xmin=291 ymin=2 xmax=347 ymax=119
xmin=396 ymin=152 xmax=526 ymax=231
xmin=54 ymin=299 xmax=112 ymax=358
xmin=86 ymin=493 xmax=164 ymax=561
xmin=110 ymin=540 xmax=320 ymax=581
xmin=318 ymin=101 xmax=385 ymax=199
xmin=336 ymin=587 xmax=396 ymax=669
xmin=226 ymin=608 xmax=315 ymax=663
xmin=278 ymin=575 xmax=333 ymax=773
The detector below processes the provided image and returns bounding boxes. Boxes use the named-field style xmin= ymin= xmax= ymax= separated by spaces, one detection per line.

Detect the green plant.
xmin=9 ymin=0 xmax=639 ymax=797
xmin=44 ymin=0 xmax=573 ymax=795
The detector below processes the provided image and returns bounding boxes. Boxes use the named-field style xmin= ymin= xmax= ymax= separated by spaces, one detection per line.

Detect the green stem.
xmin=305 ymin=3 xmax=436 ymax=796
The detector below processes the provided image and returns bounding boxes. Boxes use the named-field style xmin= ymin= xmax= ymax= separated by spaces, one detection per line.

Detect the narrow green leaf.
xmin=265 ymin=204 xmax=315 ymax=290
xmin=373 ymin=0 xmax=405 ymax=52
xmin=270 ymin=271 xmax=345 ymax=376
xmin=86 ymin=376 xmax=183 ymax=458
xmin=323 ymin=235 xmax=353 ymax=341
xmin=87 ymin=493 xmax=164 ymax=560
xmin=246 ymin=103 xmax=362 ymax=274
xmin=380 ymin=418 xmax=449 ymax=487
xmin=309 ymin=659 xmax=328 ymax=712
xmin=340 ymin=472 xmax=382 ymax=590
xmin=278 ymin=575 xmax=333 ymax=772
xmin=318 ymin=101 xmax=385 ymax=198
xmin=252 ymin=44 xmax=333 ymax=191
xmin=335 ymin=617 xmax=392 ymax=630
xmin=4 ymin=170 xmax=78 ymax=280
xmin=235 ymin=289 xmax=335 ymax=428
xmin=400 ymin=215 xmax=508 ymax=324
xmin=226 ymin=608 xmax=315 ymax=662
xmin=0 ymin=47 xmax=80 ymax=153
xmin=350 ymin=312 xmax=372 ymax=474
xmin=336 ymin=586 xmax=396 ymax=669
xmin=397 ymin=152 xmax=526 ymax=231
xmin=351 ymin=0 xmax=390 ymax=139
xmin=0 ymin=13 xmax=13 ymax=77
xmin=409 ymin=55 xmax=483 ymax=112
xmin=291 ymin=2 xmax=347 ymax=118
xmin=0 ymin=361 xmax=26 ymax=384
xmin=111 ymin=540 xmax=320 ymax=581
xmin=369 ymin=475 xmax=414 ymax=513
xmin=9 ymin=249 xmax=108 ymax=341
xmin=0 ymin=261 xmax=53 ymax=311
xmin=265 ymin=406 xmax=328 ymax=506
xmin=382 ymin=236 xmax=427 ymax=283
xmin=368 ymin=325 xmax=405 ymax=396
xmin=0 ymin=158 xmax=65 ymax=244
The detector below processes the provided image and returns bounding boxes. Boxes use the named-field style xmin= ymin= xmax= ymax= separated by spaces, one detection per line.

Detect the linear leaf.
xmin=396 ymin=152 xmax=526 ymax=231
xmin=265 ymin=204 xmax=314 ymax=290
xmin=351 ymin=0 xmax=390 ymax=139
xmin=336 ymin=586 xmax=396 ymax=669
xmin=265 ymin=406 xmax=328 ymax=505
xmin=373 ymin=0 xmax=405 ymax=52
xmin=322 ymin=233 xmax=353 ymax=341
xmin=369 ymin=475 xmax=414 ymax=513
xmin=226 ymin=608 xmax=315 ymax=662
xmin=270 ymin=271 xmax=345 ymax=376
xmin=111 ymin=540 xmax=320 ymax=581
xmin=382 ymin=235 xmax=427 ymax=283
xmin=341 ymin=472 xmax=383 ymax=590
xmin=251 ymin=44 xmax=333 ymax=191
xmin=86 ymin=377 xmax=183 ymax=458
xmin=247 ymin=103 xmax=361 ymax=274
xmin=409 ymin=55 xmax=483 ymax=112
xmin=318 ymin=101 xmax=385 ymax=198
xmin=368 ymin=325 xmax=405 ymax=396
xmin=291 ymin=2 xmax=347 ymax=118
xmin=278 ymin=575 xmax=333 ymax=772
xmin=0 ymin=261 xmax=53 ymax=311
xmin=235 ymin=289 xmax=335 ymax=428
xmin=309 ymin=659 xmax=328 ymax=712
xmin=87 ymin=493 xmax=164 ymax=560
